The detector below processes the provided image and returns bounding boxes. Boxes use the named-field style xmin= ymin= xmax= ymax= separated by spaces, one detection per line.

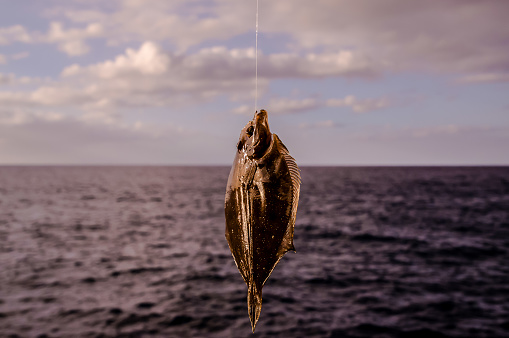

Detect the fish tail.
xmin=247 ymin=282 xmax=262 ymax=332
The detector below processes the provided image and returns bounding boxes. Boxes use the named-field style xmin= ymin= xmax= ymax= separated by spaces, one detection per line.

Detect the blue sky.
xmin=1 ymin=0 xmax=508 ymax=165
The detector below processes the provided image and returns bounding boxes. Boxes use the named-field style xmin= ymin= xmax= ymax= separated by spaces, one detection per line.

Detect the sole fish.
xmin=225 ymin=109 xmax=301 ymax=332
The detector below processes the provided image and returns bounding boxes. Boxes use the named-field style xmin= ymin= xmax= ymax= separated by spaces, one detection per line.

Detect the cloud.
xmin=259 ymin=50 xmax=378 ymax=79
xmin=233 ymin=98 xmax=321 ymax=115
xmin=231 ymin=105 xmax=252 ymax=115
xmin=1 ymin=74 xmax=16 ymax=85
xmin=50 ymin=42 xmax=377 ymax=116
xmin=0 ymin=73 xmax=40 ymax=86
xmin=352 ymin=124 xmax=506 ymax=142
xmin=457 ymin=73 xmax=509 ymax=84
xmin=0 ymin=25 xmax=32 ymax=44
xmin=0 ymin=73 xmax=13 ymax=85
xmin=42 ymin=1 xmax=377 ymax=75
xmin=0 ymin=43 xmax=261 ymax=125
xmin=299 ymin=120 xmax=342 ymax=129
xmin=303 ymin=124 xmax=509 ymax=165
xmin=11 ymin=52 xmax=29 ymax=60
xmin=56 ymin=0 xmax=253 ymax=51
xmin=326 ymin=95 xmax=391 ymax=113
xmin=0 ymin=110 xmax=218 ymax=165
xmin=3 ymin=1 xmax=507 ymax=78
xmin=262 ymin=1 xmax=509 ymax=77
xmin=0 ymin=21 xmax=102 ymax=56
xmin=0 ymin=52 xmax=29 ymax=64
xmin=58 ymin=40 xmax=90 ymax=56
xmin=62 ymin=41 xmax=170 ymax=77
xmin=233 ymin=94 xmax=392 ymax=116
xmin=410 ymin=125 xmax=460 ymax=138
xmin=56 ymin=43 xmax=261 ymax=111
xmin=327 ymin=95 xmax=391 ymax=113
xmin=46 ymin=21 xmax=103 ymax=56
xmin=43 ymin=0 xmax=509 ymax=80
xmin=0 ymin=108 xmax=63 ymax=126
xmin=263 ymin=98 xmax=321 ymax=114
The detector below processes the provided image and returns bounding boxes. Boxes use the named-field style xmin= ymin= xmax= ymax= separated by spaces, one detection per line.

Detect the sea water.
xmin=0 ymin=166 xmax=508 ymax=337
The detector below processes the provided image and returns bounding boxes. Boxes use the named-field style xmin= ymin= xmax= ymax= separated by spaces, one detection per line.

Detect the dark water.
xmin=1 ymin=166 xmax=509 ymax=338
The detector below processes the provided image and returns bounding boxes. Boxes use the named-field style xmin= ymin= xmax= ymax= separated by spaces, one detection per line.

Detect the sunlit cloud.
xmin=11 ymin=51 xmax=29 ymax=60
xmin=327 ymin=96 xmax=391 ymax=113
xmin=299 ymin=120 xmax=342 ymax=129
xmin=458 ymin=73 xmax=509 ymax=84
xmin=0 ymin=21 xmax=102 ymax=56
xmin=233 ymin=95 xmax=392 ymax=115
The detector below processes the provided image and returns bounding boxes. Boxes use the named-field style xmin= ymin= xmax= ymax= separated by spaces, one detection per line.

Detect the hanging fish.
xmin=225 ymin=109 xmax=301 ymax=332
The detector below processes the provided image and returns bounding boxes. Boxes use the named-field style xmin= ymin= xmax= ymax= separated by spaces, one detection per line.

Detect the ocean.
xmin=0 ymin=166 xmax=508 ymax=338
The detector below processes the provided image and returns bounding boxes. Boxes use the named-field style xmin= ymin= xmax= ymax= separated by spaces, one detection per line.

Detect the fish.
xmin=225 ymin=109 xmax=301 ymax=332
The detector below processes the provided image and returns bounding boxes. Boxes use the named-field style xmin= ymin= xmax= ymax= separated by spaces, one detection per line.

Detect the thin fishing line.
xmin=255 ymin=0 xmax=259 ymax=112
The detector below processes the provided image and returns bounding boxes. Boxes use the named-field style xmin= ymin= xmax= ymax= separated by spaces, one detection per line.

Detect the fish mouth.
xmin=245 ymin=109 xmax=271 ymax=159
xmin=253 ymin=109 xmax=267 ymax=122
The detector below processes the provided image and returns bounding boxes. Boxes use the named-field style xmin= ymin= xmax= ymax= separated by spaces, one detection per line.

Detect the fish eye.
xmin=247 ymin=125 xmax=254 ymax=136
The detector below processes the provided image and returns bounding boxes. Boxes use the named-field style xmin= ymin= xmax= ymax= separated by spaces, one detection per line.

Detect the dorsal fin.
xmin=273 ymin=134 xmax=301 ymax=252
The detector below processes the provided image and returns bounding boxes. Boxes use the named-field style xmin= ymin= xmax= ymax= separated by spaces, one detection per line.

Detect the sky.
xmin=0 ymin=0 xmax=508 ymax=166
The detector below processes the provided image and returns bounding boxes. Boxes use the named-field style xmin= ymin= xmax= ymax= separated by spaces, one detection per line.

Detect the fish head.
xmin=236 ymin=110 xmax=272 ymax=159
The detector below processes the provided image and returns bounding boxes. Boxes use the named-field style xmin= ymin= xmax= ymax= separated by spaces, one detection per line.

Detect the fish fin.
xmin=248 ymin=282 xmax=262 ymax=332
xmin=274 ymin=134 xmax=301 ymax=253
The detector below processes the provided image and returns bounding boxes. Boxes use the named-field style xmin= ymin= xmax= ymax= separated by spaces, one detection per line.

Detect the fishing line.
xmin=255 ymin=0 xmax=259 ymax=113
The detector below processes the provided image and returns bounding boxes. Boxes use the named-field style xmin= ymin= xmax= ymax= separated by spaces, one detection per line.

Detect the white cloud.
xmin=0 ymin=52 xmax=29 ymax=64
xmin=298 ymin=124 xmax=509 ymax=165
xmin=11 ymin=52 xmax=29 ymax=60
xmin=411 ymin=125 xmax=460 ymax=138
xmin=233 ymin=98 xmax=320 ymax=115
xmin=58 ymin=40 xmax=90 ymax=56
xmin=46 ymin=21 xmax=102 ymax=56
xmin=0 ymin=110 xmax=214 ymax=165
xmin=0 ymin=43 xmax=259 ymax=123
xmin=327 ymin=95 xmax=390 ymax=113
xmin=46 ymin=21 xmax=102 ymax=42
xmin=46 ymin=0 xmax=509 ymax=79
xmin=299 ymin=120 xmax=342 ymax=129
xmin=3 ymin=1 xmax=507 ymax=78
xmin=45 ymin=42 xmax=378 ymax=119
xmin=0 ymin=25 xmax=32 ymax=44
xmin=0 ymin=73 xmax=18 ymax=85
xmin=259 ymin=50 xmax=378 ymax=79
xmin=352 ymin=124 xmax=504 ymax=142
xmin=0 ymin=110 xmax=31 ymax=125
xmin=0 ymin=73 xmax=13 ymax=85
xmin=231 ymin=105 xmax=251 ymax=115
xmin=56 ymin=43 xmax=259 ymax=112
xmin=233 ymin=94 xmax=392 ymax=116
xmin=63 ymin=41 xmax=170 ymax=77
xmin=264 ymin=98 xmax=321 ymax=114
xmin=0 ymin=73 xmax=45 ymax=87
xmin=457 ymin=73 xmax=509 ymax=84
xmin=0 ymin=109 xmax=64 ymax=126
xmin=0 ymin=21 xmax=102 ymax=56
xmin=262 ymin=1 xmax=509 ymax=77
xmin=0 ymin=40 xmax=392 ymax=132
xmin=57 ymin=0 xmax=253 ymax=51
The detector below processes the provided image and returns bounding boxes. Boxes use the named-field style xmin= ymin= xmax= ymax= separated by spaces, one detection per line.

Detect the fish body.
xmin=225 ymin=110 xmax=300 ymax=332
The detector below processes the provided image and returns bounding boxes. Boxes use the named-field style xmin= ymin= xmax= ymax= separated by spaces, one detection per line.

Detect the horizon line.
xmin=1 ymin=163 xmax=508 ymax=167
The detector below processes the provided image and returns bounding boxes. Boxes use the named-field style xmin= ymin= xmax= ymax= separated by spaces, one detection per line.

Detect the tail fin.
xmin=248 ymin=282 xmax=262 ymax=332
